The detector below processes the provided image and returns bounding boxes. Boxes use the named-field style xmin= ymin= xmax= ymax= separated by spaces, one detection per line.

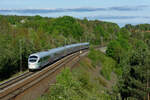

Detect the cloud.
xmin=86 ymin=15 xmax=150 ymax=27
xmin=87 ymin=15 xmax=150 ymax=20
xmin=109 ymin=5 xmax=149 ymax=11
xmin=0 ymin=5 xmax=149 ymax=14
xmin=87 ymin=16 xmax=137 ymax=20
xmin=0 ymin=8 xmax=106 ymax=14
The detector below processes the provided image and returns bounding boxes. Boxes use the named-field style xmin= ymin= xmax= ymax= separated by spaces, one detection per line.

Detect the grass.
xmin=88 ymin=48 xmax=116 ymax=80
xmin=96 ymin=76 xmax=108 ymax=87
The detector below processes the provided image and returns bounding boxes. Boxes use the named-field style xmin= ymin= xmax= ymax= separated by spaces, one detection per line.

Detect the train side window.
xmin=54 ymin=52 xmax=59 ymax=56
xmin=43 ymin=57 xmax=45 ymax=61
xmin=38 ymin=58 xmax=43 ymax=63
xmin=47 ymin=56 xmax=49 ymax=59
xmin=41 ymin=56 xmax=49 ymax=62
xmin=44 ymin=56 xmax=49 ymax=60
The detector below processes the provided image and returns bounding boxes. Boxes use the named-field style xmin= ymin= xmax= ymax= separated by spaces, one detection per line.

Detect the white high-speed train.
xmin=28 ymin=42 xmax=89 ymax=71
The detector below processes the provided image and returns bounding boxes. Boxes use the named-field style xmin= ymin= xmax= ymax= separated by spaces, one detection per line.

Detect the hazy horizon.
xmin=0 ymin=0 xmax=150 ymax=27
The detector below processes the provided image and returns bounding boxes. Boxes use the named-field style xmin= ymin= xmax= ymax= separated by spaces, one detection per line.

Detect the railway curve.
xmin=0 ymin=49 xmax=88 ymax=100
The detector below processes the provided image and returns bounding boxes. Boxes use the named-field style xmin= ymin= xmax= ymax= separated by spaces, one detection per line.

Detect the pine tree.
xmin=119 ymin=40 xmax=150 ymax=100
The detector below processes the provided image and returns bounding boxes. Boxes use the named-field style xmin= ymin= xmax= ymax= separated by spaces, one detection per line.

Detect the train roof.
xmin=29 ymin=42 xmax=89 ymax=58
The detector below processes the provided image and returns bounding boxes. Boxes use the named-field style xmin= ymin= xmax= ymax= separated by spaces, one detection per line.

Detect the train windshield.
xmin=29 ymin=56 xmax=38 ymax=59
xmin=29 ymin=59 xmax=37 ymax=62
xmin=29 ymin=56 xmax=38 ymax=63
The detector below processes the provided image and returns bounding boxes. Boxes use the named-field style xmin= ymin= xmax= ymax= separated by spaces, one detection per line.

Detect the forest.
xmin=0 ymin=15 xmax=150 ymax=99
xmin=0 ymin=15 xmax=119 ymax=81
xmin=106 ymin=24 xmax=150 ymax=99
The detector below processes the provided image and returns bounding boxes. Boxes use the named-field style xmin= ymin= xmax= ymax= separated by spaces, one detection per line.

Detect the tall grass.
xmin=88 ymin=48 xmax=117 ymax=80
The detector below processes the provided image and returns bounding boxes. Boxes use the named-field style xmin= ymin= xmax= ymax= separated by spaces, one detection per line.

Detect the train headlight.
xmin=80 ymin=51 xmax=82 ymax=53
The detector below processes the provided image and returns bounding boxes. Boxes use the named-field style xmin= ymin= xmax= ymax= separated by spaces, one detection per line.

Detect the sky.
xmin=0 ymin=0 xmax=150 ymax=27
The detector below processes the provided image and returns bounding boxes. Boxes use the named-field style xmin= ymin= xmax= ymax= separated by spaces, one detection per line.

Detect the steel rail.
xmin=0 ymin=72 xmax=34 ymax=91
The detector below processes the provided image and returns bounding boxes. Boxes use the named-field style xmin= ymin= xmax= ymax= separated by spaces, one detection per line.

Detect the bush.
xmin=106 ymin=37 xmax=131 ymax=64
xmin=45 ymin=68 xmax=84 ymax=100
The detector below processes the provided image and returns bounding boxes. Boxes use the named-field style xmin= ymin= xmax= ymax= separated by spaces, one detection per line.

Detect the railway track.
xmin=0 ymin=72 xmax=33 ymax=91
xmin=0 ymin=50 xmax=87 ymax=100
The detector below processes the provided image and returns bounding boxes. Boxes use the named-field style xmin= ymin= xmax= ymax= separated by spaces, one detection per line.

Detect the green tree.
xmin=118 ymin=40 xmax=150 ymax=100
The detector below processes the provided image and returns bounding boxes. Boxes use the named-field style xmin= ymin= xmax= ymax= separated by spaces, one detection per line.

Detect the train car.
xmin=28 ymin=42 xmax=89 ymax=71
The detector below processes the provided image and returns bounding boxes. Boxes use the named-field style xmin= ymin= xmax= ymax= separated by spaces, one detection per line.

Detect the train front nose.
xmin=28 ymin=62 xmax=40 ymax=69
xmin=28 ymin=63 xmax=35 ymax=69
xmin=28 ymin=55 xmax=39 ymax=70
